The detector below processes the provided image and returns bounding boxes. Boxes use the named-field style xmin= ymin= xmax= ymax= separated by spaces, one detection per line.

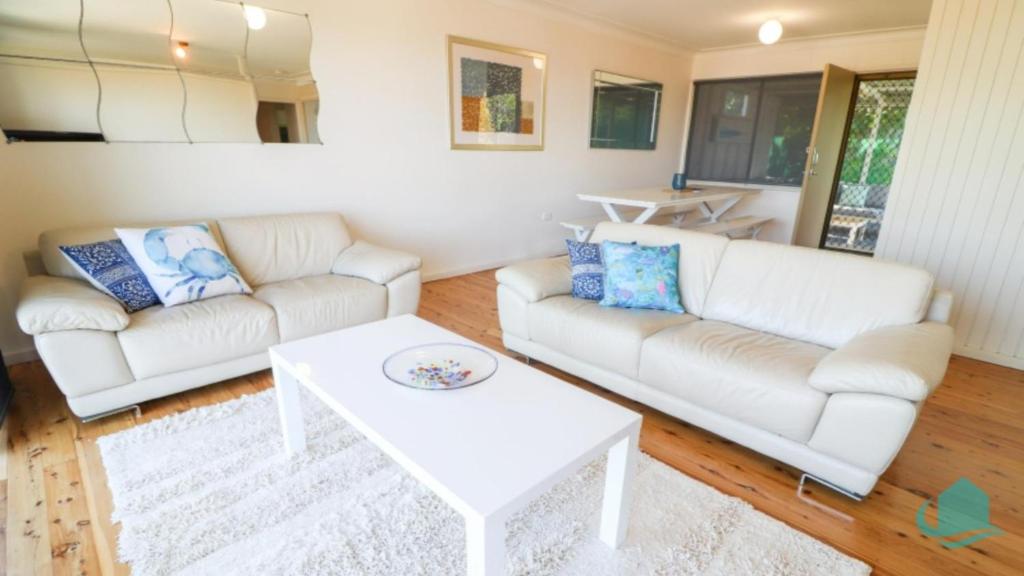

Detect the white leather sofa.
xmin=496 ymin=222 xmax=954 ymax=497
xmin=16 ymin=213 xmax=421 ymax=419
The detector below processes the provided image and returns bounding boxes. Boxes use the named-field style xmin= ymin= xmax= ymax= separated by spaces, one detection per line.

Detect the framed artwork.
xmin=447 ymin=35 xmax=547 ymax=151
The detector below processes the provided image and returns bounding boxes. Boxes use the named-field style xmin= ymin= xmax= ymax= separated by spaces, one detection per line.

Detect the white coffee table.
xmin=269 ymin=314 xmax=642 ymax=576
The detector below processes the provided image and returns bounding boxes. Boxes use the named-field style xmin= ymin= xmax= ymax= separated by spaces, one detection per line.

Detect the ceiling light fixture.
xmin=758 ymin=19 xmax=783 ymax=45
xmin=244 ymin=5 xmax=267 ymax=30
xmin=174 ymin=41 xmax=189 ymax=60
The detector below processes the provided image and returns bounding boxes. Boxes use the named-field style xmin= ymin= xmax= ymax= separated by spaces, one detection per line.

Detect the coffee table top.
xmin=269 ymin=314 xmax=641 ymax=518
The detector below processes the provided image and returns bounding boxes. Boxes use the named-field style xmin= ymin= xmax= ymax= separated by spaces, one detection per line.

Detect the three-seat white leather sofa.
xmin=496 ymin=222 xmax=954 ymax=497
xmin=16 ymin=212 xmax=421 ymax=419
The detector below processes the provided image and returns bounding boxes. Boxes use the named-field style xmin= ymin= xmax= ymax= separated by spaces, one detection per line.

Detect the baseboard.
xmin=2 ymin=345 xmax=38 ymax=366
xmin=421 ymin=251 xmax=565 ymax=283
xmin=953 ymin=346 xmax=1024 ymax=372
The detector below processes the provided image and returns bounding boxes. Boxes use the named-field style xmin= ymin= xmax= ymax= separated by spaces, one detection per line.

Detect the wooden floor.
xmin=3 ymin=270 xmax=1023 ymax=575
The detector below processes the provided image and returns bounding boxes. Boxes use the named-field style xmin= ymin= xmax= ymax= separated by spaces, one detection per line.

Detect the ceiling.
xmin=537 ymin=0 xmax=933 ymax=50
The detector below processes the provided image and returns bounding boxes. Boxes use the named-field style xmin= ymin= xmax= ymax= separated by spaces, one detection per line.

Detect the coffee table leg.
xmin=466 ymin=513 xmax=504 ymax=576
xmin=599 ymin=422 xmax=640 ymax=547
xmin=273 ymin=360 xmax=307 ymax=457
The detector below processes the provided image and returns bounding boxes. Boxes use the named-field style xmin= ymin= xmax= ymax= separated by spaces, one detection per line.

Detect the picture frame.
xmin=447 ymin=35 xmax=547 ymax=151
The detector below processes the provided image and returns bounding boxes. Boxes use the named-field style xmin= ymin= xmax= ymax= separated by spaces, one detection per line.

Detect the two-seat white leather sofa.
xmin=16 ymin=212 xmax=421 ymax=419
xmin=496 ymin=222 xmax=954 ymax=497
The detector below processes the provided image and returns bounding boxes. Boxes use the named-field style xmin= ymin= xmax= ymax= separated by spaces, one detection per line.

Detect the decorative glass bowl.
xmin=383 ymin=343 xmax=498 ymax=390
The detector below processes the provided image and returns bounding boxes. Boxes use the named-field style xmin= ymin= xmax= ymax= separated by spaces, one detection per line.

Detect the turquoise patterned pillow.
xmin=599 ymin=241 xmax=684 ymax=313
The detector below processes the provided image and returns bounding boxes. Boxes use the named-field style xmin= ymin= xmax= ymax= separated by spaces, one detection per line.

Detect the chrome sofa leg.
xmin=796 ymin=473 xmax=862 ymax=522
xmin=80 ymin=404 xmax=142 ymax=423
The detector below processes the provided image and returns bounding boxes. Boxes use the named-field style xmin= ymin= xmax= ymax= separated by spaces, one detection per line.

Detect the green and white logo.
xmin=916 ymin=478 xmax=1003 ymax=549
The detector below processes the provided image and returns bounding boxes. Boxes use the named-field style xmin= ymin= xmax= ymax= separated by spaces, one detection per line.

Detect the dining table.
xmin=576 ymin=185 xmax=758 ymax=226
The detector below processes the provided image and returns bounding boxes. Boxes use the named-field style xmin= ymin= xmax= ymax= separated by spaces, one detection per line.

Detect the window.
xmin=686 ymin=74 xmax=822 ymax=186
xmin=590 ymin=71 xmax=662 ymax=150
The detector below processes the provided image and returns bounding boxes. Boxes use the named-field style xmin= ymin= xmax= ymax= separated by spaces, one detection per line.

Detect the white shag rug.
xmin=97 ymin=389 xmax=870 ymax=576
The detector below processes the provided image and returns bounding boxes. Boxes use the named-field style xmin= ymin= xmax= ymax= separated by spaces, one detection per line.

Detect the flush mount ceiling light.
xmin=244 ymin=5 xmax=267 ymax=30
xmin=174 ymin=41 xmax=189 ymax=60
xmin=758 ymin=19 xmax=783 ymax=45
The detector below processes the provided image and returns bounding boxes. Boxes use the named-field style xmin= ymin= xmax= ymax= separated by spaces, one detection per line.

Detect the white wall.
xmin=684 ymin=28 xmax=927 ymax=244
xmin=877 ymin=0 xmax=1024 ymax=370
xmin=691 ymin=28 xmax=927 ymax=81
xmin=0 ymin=0 xmax=692 ymax=361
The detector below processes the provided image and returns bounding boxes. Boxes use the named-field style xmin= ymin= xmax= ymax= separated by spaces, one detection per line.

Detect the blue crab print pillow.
xmin=115 ymin=224 xmax=252 ymax=307
xmin=566 ymin=239 xmax=605 ymax=300
xmin=60 ymin=239 xmax=160 ymax=313
xmin=599 ymin=240 xmax=684 ymax=313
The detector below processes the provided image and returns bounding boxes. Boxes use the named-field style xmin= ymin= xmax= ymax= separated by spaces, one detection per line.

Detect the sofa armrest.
xmin=16 ymin=276 xmax=130 ymax=335
xmin=495 ymin=256 xmax=571 ymax=303
xmin=809 ymin=322 xmax=954 ymax=402
xmin=331 ymin=240 xmax=422 ymax=285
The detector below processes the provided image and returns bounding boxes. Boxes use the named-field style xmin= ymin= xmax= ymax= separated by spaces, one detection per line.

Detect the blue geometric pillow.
xmin=566 ymin=239 xmax=605 ymax=300
xmin=599 ymin=240 xmax=685 ymax=313
xmin=60 ymin=240 xmax=160 ymax=313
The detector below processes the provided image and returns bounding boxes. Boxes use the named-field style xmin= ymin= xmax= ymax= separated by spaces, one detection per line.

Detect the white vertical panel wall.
xmin=876 ymin=0 xmax=1024 ymax=369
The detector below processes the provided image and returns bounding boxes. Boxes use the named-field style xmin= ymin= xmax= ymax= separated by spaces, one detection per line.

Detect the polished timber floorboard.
xmin=3 ymin=270 xmax=1023 ymax=575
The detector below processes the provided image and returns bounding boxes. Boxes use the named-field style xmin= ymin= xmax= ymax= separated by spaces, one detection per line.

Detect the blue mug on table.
xmin=671 ymin=172 xmax=687 ymax=190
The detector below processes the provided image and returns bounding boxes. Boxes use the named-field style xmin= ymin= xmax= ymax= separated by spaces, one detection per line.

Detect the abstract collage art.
xmin=448 ymin=36 xmax=546 ymax=150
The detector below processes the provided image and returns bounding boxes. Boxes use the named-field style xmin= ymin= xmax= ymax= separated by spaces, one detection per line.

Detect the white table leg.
xmin=600 ymin=202 xmax=625 ymax=223
xmin=698 ymin=195 xmax=742 ymax=223
xmin=466 ymin=513 xmax=505 ymax=576
xmin=630 ymin=206 xmax=661 ymax=225
xmin=599 ymin=422 xmax=640 ymax=547
xmin=273 ymin=360 xmax=307 ymax=457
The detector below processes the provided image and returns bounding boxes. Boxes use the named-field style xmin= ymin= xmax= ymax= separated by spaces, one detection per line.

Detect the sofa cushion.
xmin=495 ymin=257 xmax=572 ymax=303
xmin=217 ymin=213 xmax=352 ymax=286
xmin=117 ymin=295 xmax=278 ymax=379
xmin=17 ymin=276 xmax=130 ymax=335
xmin=639 ymin=320 xmax=830 ymax=442
xmin=702 ymin=240 xmax=934 ymax=349
xmin=330 ymin=241 xmax=422 ymax=285
xmin=528 ymin=295 xmax=696 ymax=378
xmin=590 ymin=222 xmax=729 ymax=317
xmin=254 ymin=275 xmax=386 ymax=342
xmin=809 ymin=322 xmax=954 ymax=401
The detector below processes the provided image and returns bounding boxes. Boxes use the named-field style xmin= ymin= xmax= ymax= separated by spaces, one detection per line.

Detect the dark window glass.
xmin=590 ymin=71 xmax=662 ymax=150
xmin=686 ymin=74 xmax=822 ymax=186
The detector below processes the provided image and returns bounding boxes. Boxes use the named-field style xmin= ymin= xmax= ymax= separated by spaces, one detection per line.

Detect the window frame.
xmin=684 ymin=72 xmax=823 ymax=187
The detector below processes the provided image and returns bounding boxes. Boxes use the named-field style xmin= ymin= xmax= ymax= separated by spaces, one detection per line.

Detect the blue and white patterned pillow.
xmin=566 ymin=239 xmax=605 ymax=300
xmin=599 ymin=240 xmax=684 ymax=313
xmin=60 ymin=240 xmax=161 ymax=313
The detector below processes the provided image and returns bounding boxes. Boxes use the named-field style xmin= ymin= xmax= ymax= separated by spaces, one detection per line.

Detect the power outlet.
xmin=539 ymin=211 xmax=553 ymax=222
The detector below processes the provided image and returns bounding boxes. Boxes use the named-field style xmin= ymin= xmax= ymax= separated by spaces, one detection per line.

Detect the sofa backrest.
xmin=591 ymin=222 xmax=730 ymax=317
xmin=217 ymin=212 xmax=352 ymax=286
xmin=703 ymin=240 xmax=935 ymax=349
xmin=38 ymin=220 xmax=226 ymax=281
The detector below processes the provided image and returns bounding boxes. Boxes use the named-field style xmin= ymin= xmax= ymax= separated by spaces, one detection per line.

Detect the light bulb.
xmin=174 ymin=42 xmax=189 ymax=60
xmin=244 ymin=5 xmax=267 ymax=30
xmin=759 ymin=19 xmax=783 ymax=45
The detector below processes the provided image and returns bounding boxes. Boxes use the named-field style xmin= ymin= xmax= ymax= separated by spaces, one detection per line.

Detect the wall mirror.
xmin=589 ymin=70 xmax=662 ymax=150
xmin=0 ymin=0 xmax=320 ymax=144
